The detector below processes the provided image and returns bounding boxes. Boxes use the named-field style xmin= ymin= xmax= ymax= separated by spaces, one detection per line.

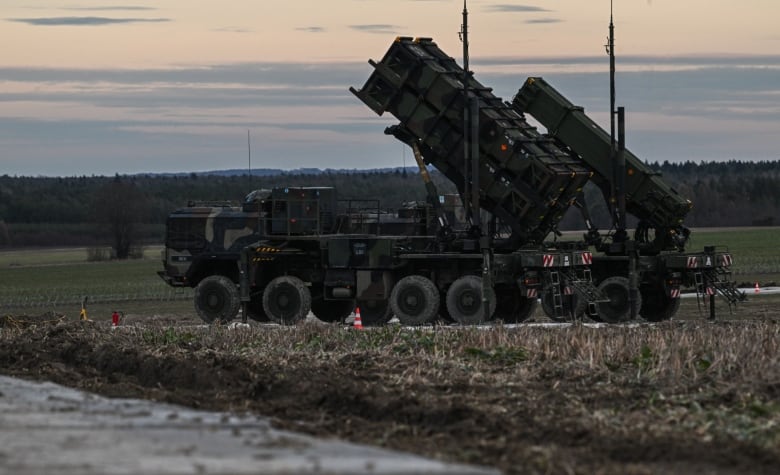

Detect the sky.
xmin=2 ymin=0 xmax=779 ymax=176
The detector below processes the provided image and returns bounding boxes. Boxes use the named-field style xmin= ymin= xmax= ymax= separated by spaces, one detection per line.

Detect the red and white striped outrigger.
xmin=660 ymin=248 xmax=744 ymax=318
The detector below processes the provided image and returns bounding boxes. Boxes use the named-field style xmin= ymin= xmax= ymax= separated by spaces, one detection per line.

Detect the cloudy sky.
xmin=2 ymin=0 xmax=779 ymax=176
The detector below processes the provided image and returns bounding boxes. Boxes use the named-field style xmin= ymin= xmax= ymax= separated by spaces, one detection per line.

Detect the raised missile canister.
xmin=351 ymin=37 xmax=591 ymax=246
xmin=513 ymin=77 xmax=693 ymax=241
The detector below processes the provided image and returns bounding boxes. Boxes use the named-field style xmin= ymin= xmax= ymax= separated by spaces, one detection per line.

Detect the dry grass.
xmin=2 ymin=318 xmax=778 ymax=474
xmin=4 ymin=318 xmax=777 ymax=392
xmin=99 ymin=320 xmax=780 ymax=403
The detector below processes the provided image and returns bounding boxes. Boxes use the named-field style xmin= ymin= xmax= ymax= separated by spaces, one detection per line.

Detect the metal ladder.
xmin=562 ymin=268 xmax=605 ymax=317
xmin=704 ymin=268 xmax=747 ymax=304
xmin=547 ymin=271 xmax=565 ymax=319
xmin=694 ymin=271 xmax=706 ymax=298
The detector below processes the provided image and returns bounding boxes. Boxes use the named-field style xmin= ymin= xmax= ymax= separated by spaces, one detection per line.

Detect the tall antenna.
xmin=247 ymin=129 xmax=251 ymax=177
xmin=608 ymin=0 xmax=616 ymax=146
xmin=460 ymin=0 xmax=472 ymax=225
xmin=606 ymin=0 xmax=619 ymax=228
xmin=460 ymin=0 xmax=487 ymax=321
xmin=606 ymin=1 xmax=627 ymax=240
xmin=461 ymin=0 xmax=469 ymax=72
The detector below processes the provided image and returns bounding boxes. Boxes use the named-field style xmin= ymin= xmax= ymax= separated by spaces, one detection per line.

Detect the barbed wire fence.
xmin=0 ymin=283 xmax=192 ymax=310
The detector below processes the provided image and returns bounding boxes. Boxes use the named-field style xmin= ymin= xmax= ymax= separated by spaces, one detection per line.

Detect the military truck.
xmin=160 ymin=36 xmax=741 ymax=325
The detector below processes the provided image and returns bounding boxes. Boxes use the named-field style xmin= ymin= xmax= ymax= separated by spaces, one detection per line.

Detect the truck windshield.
xmin=166 ymin=217 xmax=208 ymax=251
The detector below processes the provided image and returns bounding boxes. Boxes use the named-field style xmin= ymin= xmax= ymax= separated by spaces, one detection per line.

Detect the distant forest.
xmin=0 ymin=160 xmax=777 ymax=248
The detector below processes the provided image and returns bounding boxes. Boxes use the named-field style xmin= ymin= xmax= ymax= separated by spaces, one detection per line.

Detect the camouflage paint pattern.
xmin=160 ymin=200 xmax=263 ymax=286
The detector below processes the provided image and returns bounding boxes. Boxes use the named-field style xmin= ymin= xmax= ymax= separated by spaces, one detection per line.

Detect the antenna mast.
xmin=609 ymin=0 xmax=616 ymax=148
xmin=460 ymin=0 xmax=488 ymax=320
xmin=461 ymin=0 xmax=471 ymax=224
xmin=607 ymin=0 xmax=625 ymax=236
xmin=461 ymin=0 xmax=469 ymax=72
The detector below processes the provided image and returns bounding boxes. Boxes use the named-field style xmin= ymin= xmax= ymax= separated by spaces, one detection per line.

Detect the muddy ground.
xmin=1 ymin=300 xmax=778 ymax=475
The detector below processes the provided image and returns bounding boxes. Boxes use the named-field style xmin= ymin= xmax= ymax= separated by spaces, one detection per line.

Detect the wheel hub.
xmin=457 ymin=291 xmax=478 ymax=314
xmin=401 ymin=289 xmax=424 ymax=314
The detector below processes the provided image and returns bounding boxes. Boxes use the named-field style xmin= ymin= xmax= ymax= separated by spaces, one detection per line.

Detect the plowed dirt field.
xmin=1 ymin=300 xmax=778 ymax=475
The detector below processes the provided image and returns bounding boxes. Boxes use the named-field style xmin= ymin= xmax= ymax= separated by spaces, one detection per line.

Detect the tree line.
xmin=648 ymin=160 xmax=780 ymax=227
xmin=0 ymin=160 xmax=777 ymax=252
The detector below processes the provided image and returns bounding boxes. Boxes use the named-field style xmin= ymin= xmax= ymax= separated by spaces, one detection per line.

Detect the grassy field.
xmin=0 ymin=246 xmax=191 ymax=315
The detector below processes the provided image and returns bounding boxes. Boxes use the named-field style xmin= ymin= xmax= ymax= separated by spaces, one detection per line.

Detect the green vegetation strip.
xmin=0 ymin=247 xmax=190 ymax=308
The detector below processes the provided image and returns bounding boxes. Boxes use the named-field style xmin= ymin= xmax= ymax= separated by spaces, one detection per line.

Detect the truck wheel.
xmin=390 ymin=275 xmax=440 ymax=326
xmin=446 ymin=275 xmax=496 ymax=325
xmin=494 ymin=286 xmax=536 ymax=323
xmin=194 ymin=275 xmax=240 ymax=324
xmin=262 ymin=276 xmax=312 ymax=325
xmin=596 ymin=276 xmax=642 ymax=323
xmin=246 ymin=295 xmax=270 ymax=323
xmin=356 ymin=299 xmax=392 ymax=326
xmin=639 ymin=285 xmax=679 ymax=322
xmin=312 ymin=299 xmax=354 ymax=323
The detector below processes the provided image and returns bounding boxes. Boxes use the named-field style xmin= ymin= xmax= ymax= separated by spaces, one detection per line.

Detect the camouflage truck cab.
xmin=160 ymin=203 xmax=260 ymax=286
xmin=159 ymin=191 xmax=270 ymax=322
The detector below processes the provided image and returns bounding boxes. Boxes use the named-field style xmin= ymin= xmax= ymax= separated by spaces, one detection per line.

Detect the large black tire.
xmin=596 ymin=276 xmax=643 ymax=324
xmin=246 ymin=295 xmax=270 ymax=323
xmin=494 ymin=286 xmax=537 ymax=324
xmin=356 ymin=299 xmax=392 ymax=326
xmin=312 ymin=299 xmax=354 ymax=323
xmin=639 ymin=285 xmax=680 ymax=322
xmin=390 ymin=275 xmax=440 ymax=326
xmin=540 ymin=289 xmax=584 ymax=323
xmin=262 ymin=276 xmax=312 ymax=325
xmin=194 ymin=275 xmax=240 ymax=324
xmin=445 ymin=275 xmax=496 ymax=325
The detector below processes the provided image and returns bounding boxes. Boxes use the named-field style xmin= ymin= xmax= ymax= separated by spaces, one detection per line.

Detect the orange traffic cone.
xmin=755 ymin=282 xmax=760 ymax=294
xmin=353 ymin=307 xmax=363 ymax=329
